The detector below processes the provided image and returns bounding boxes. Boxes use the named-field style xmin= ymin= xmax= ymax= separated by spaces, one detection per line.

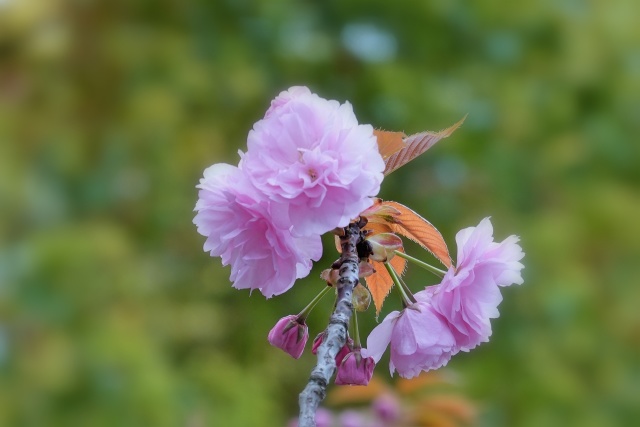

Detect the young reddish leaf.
xmin=382 ymin=201 xmax=452 ymax=268
xmin=363 ymin=220 xmax=393 ymax=237
xmin=361 ymin=198 xmax=402 ymax=225
xmin=374 ymin=130 xmax=407 ymax=160
xmin=365 ymin=248 xmax=407 ymax=316
xmin=383 ymin=117 xmax=466 ymax=176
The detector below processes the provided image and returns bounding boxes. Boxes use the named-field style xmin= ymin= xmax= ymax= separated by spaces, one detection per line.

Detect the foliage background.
xmin=1 ymin=0 xmax=639 ymax=426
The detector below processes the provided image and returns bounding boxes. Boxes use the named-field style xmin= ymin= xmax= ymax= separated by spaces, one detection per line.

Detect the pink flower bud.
xmin=335 ymin=338 xmax=353 ymax=365
xmin=335 ymin=349 xmax=375 ymax=386
xmin=311 ymin=332 xmax=325 ymax=355
xmin=268 ymin=315 xmax=308 ymax=359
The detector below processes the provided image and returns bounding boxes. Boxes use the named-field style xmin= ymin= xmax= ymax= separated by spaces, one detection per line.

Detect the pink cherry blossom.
xmin=453 ymin=217 xmax=524 ymax=287
xmin=193 ymin=164 xmax=322 ymax=298
xmin=268 ymin=315 xmax=309 ymax=359
xmin=240 ymin=86 xmax=385 ymax=236
xmin=334 ymin=349 xmax=375 ymax=386
xmin=264 ymin=86 xmax=312 ymax=118
xmin=424 ymin=217 xmax=524 ymax=351
xmin=362 ymin=301 xmax=456 ymax=379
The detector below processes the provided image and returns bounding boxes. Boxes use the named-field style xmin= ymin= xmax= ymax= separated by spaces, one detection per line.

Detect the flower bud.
xmin=335 ymin=348 xmax=375 ymax=386
xmin=268 ymin=315 xmax=308 ymax=359
xmin=367 ymin=233 xmax=403 ymax=262
xmin=311 ymin=332 xmax=325 ymax=355
xmin=313 ymin=333 xmax=354 ymax=366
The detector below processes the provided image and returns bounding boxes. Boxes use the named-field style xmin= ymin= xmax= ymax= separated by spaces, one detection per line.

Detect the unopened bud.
xmin=335 ymin=349 xmax=375 ymax=386
xmin=367 ymin=233 xmax=403 ymax=262
xmin=267 ymin=315 xmax=308 ymax=359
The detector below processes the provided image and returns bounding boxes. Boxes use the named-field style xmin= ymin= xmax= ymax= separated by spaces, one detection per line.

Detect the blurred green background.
xmin=1 ymin=0 xmax=639 ymax=426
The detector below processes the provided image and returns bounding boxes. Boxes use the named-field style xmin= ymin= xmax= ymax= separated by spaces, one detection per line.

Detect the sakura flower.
xmin=264 ymin=85 xmax=312 ymax=118
xmin=268 ymin=315 xmax=309 ymax=359
xmin=452 ymin=217 xmax=524 ymax=287
xmin=193 ymin=164 xmax=322 ymax=298
xmin=362 ymin=300 xmax=456 ymax=379
xmin=335 ymin=348 xmax=375 ymax=386
xmin=241 ymin=86 xmax=385 ymax=236
xmin=424 ymin=218 xmax=524 ymax=351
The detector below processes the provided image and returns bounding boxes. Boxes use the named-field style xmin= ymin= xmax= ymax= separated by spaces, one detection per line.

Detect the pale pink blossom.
xmin=241 ymin=87 xmax=385 ymax=236
xmin=264 ymin=86 xmax=312 ymax=118
xmin=268 ymin=315 xmax=309 ymax=359
xmin=452 ymin=217 xmax=524 ymax=287
xmin=193 ymin=164 xmax=322 ymax=298
xmin=362 ymin=301 xmax=456 ymax=379
xmin=424 ymin=218 xmax=524 ymax=351
xmin=335 ymin=349 xmax=375 ymax=386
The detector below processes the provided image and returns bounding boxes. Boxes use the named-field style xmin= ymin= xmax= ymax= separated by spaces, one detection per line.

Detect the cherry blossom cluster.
xmin=194 ymin=87 xmax=384 ymax=298
xmin=266 ymin=217 xmax=523 ymax=382
xmin=194 ymin=86 xmax=524 ymax=391
xmin=362 ymin=218 xmax=524 ymax=378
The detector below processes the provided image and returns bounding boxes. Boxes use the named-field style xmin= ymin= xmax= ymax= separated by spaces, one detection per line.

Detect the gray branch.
xmin=298 ymin=223 xmax=362 ymax=427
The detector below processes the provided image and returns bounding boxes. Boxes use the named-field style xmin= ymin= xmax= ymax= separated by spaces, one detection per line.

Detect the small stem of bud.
xmin=393 ymin=250 xmax=448 ymax=278
xmin=384 ymin=262 xmax=413 ymax=307
xmin=352 ymin=308 xmax=361 ymax=348
xmin=298 ymin=285 xmax=333 ymax=322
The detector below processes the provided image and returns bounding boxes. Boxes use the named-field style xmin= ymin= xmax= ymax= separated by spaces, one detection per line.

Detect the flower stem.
xmin=393 ymin=250 xmax=447 ymax=278
xmin=396 ymin=272 xmax=417 ymax=304
xmin=297 ymin=285 xmax=332 ymax=321
xmin=384 ymin=262 xmax=413 ymax=307
xmin=352 ymin=308 xmax=361 ymax=348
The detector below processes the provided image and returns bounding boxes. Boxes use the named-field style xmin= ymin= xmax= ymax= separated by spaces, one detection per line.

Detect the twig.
xmin=298 ymin=222 xmax=363 ymax=427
